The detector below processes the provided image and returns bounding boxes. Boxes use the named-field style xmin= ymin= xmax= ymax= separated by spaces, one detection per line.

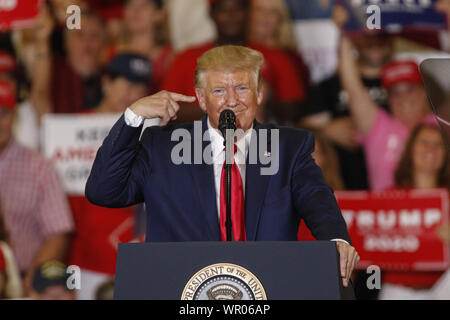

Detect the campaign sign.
xmin=0 ymin=0 xmax=43 ymax=31
xmin=336 ymin=189 xmax=449 ymax=271
xmin=341 ymin=0 xmax=447 ymax=33
xmin=41 ymin=113 xmax=121 ymax=195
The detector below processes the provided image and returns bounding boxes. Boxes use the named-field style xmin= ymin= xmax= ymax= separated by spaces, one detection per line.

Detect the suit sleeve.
xmin=291 ymin=131 xmax=352 ymax=244
xmin=85 ymin=115 xmax=150 ymax=208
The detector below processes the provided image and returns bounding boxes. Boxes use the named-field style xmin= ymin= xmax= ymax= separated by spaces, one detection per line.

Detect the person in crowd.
xmin=0 ymin=79 xmax=74 ymax=295
xmin=310 ymin=130 xmax=344 ymax=191
xmin=339 ymin=36 xmax=437 ymax=192
xmin=300 ymin=7 xmax=393 ymax=190
xmin=0 ymin=49 xmax=37 ymax=150
xmin=394 ymin=125 xmax=450 ymax=190
xmin=0 ymin=200 xmax=23 ymax=299
xmin=31 ymin=5 xmax=106 ymax=117
xmin=248 ymin=0 xmax=310 ymax=91
xmin=84 ymin=0 xmax=126 ymax=49
xmin=68 ymin=53 xmax=150 ymax=300
xmin=379 ymin=124 xmax=450 ymax=299
xmin=161 ymin=0 xmax=307 ymax=125
xmin=91 ymin=53 xmax=151 ymax=114
xmin=108 ymin=0 xmax=172 ymax=92
xmin=30 ymin=260 xmax=76 ymax=300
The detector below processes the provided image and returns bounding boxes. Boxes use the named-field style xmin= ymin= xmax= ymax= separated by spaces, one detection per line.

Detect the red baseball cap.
xmin=381 ymin=60 xmax=422 ymax=89
xmin=0 ymin=50 xmax=16 ymax=73
xmin=0 ymin=80 xmax=16 ymax=111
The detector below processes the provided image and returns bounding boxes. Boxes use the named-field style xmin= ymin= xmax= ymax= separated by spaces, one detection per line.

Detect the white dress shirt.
xmin=123 ymin=108 xmax=349 ymax=245
xmin=206 ymin=117 xmax=252 ymax=219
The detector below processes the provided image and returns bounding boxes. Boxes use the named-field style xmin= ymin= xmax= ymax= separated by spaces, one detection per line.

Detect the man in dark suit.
xmin=86 ymin=45 xmax=359 ymax=287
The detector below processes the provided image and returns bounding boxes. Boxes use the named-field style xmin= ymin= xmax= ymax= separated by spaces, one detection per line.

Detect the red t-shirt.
xmin=68 ymin=196 xmax=136 ymax=275
xmin=161 ymin=42 xmax=306 ymax=103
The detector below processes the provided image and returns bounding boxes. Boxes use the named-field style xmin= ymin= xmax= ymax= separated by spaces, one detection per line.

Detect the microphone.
xmin=218 ymin=109 xmax=236 ymax=138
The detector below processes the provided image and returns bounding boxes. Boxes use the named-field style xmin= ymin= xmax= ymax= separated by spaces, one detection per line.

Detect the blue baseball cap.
xmin=107 ymin=53 xmax=152 ymax=85
xmin=32 ymin=260 xmax=69 ymax=293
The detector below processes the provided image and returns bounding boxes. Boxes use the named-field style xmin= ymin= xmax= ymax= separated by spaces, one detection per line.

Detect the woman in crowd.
xmin=310 ymin=130 xmax=345 ymax=191
xmin=247 ymin=0 xmax=310 ymax=125
xmin=380 ymin=124 xmax=450 ymax=299
xmin=248 ymin=0 xmax=310 ymax=90
xmin=395 ymin=124 xmax=450 ymax=190
xmin=109 ymin=0 xmax=173 ymax=91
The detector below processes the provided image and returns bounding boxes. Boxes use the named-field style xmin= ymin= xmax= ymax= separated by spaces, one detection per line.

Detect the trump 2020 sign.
xmin=336 ymin=189 xmax=449 ymax=271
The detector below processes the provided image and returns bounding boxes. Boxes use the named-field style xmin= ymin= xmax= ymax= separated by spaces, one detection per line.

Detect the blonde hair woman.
xmin=248 ymin=0 xmax=310 ymax=105
xmin=248 ymin=0 xmax=297 ymax=50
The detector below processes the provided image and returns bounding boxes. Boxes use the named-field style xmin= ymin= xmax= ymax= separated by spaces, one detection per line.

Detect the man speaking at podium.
xmin=86 ymin=46 xmax=359 ymax=287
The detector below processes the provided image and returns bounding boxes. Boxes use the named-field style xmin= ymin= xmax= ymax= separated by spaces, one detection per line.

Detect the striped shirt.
xmin=0 ymin=139 xmax=74 ymax=272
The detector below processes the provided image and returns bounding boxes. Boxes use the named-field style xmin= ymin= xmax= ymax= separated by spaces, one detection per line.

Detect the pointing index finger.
xmin=167 ymin=92 xmax=196 ymax=103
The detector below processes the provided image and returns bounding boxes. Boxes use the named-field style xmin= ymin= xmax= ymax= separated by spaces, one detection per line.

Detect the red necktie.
xmin=220 ymin=145 xmax=246 ymax=241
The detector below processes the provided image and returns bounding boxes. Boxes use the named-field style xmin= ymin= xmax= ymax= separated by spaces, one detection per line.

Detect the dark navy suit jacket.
xmin=85 ymin=115 xmax=351 ymax=243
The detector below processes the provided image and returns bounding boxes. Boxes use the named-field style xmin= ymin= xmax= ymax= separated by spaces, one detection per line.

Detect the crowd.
xmin=1 ymin=0 xmax=450 ymax=300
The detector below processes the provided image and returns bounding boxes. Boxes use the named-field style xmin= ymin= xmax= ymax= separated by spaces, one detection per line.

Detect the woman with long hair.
xmin=380 ymin=124 xmax=450 ymax=299
xmin=394 ymin=124 xmax=450 ymax=190
xmin=310 ymin=130 xmax=345 ymax=191
xmin=110 ymin=0 xmax=173 ymax=92
xmin=248 ymin=0 xmax=310 ymax=89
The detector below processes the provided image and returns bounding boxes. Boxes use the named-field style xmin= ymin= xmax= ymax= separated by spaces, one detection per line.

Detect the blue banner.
xmin=341 ymin=0 xmax=446 ymax=33
xmin=285 ymin=0 xmax=335 ymax=20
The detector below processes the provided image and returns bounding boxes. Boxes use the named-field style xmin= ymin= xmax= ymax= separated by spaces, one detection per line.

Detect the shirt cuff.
xmin=124 ymin=108 xmax=144 ymax=127
xmin=330 ymin=239 xmax=349 ymax=245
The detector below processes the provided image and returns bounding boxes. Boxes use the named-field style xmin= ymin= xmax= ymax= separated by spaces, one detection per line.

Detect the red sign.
xmin=0 ymin=0 xmax=42 ymax=31
xmin=335 ymin=189 xmax=449 ymax=271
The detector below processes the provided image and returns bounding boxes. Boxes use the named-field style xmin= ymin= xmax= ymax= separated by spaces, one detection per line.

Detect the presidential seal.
xmin=181 ymin=263 xmax=267 ymax=300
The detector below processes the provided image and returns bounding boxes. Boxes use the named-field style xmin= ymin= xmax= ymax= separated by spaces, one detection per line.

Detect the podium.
xmin=114 ymin=241 xmax=355 ymax=300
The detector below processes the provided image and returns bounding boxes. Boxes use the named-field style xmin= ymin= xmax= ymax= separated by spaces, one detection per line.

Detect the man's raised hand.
xmin=129 ymin=90 xmax=196 ymax=126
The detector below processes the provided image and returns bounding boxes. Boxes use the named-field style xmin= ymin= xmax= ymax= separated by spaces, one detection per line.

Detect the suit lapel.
xmin=188 ymin=115 xmax=221 ymax=240
xmin=245 ymin=121 xmax=272 ymax=241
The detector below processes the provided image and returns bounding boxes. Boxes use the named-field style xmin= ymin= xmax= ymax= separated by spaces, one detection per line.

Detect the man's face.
xmin=196 ymin=69 xmax=263 ymax=131
xmin=103 ymin=76 xmax=148 ymax=113
xmin=65 ymin=15 xmax=105 ymax=77
xmin=389 ymin=82 xmax=429 ymax=130
xmin=211 ymin=0 xmax=248 ymax=40
xmin=0 ymin=108 xmax=13 ymax=151
xmin=124 ymin=0 xmax=163 ymax=34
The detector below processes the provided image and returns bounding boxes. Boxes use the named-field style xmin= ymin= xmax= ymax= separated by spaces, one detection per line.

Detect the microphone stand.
xmin=224 ymin=135 xmax=232 ymax=242
xmin=219 ymin=110 xmax=236 ymax=242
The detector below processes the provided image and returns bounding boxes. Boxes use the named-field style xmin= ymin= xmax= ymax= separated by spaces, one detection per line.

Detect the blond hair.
xmin=271 ymin=0 xmax=297 ymax=49
xmin=249 ymin=0 xmax=297 ymax=50
xmin=194 ymin=45 xmax=264 ymax=90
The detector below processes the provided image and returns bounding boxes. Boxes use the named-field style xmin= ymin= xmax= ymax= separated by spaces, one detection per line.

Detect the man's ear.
xmin=195 ymin=88 xmax=208 ymax=113
xmin=256 ymin=85 xmax=264 ymax=106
